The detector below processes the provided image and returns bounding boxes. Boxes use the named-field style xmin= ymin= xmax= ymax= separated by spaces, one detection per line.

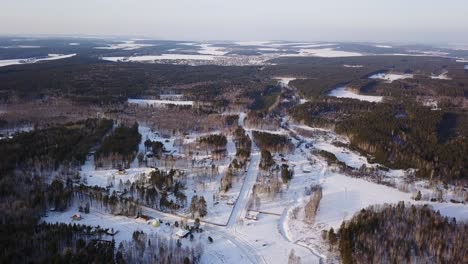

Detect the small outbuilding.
xmin=71 ymin=214 xmax=82 ymax=221
xmin=175 ymin=229 xmax=190 ymax=238
xmin=245 ymin=211 xmax=259 ymax=221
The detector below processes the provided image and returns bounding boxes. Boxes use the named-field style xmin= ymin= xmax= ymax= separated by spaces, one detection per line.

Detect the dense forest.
xmin=252 ymin=131 xmax=293 ymax=153
xmin=95 ymin=123 xmax=141 ymax=168
xmin=249 ymin=84 xmax=282 ymax=111
xmin=1 ymin=223 xmax=115 ymax=264
xmin=336 ymin=104 xmax=468 ymax=180
xmin=0 ymin=118 xmax=113 ymax=173
xmin=291 ymin=99 xmax=468 ymax=181
xmin=198 ymin=134 xmax=227 ymax=149
xmin=327 ymin=203 xmax=467 ymax=264
xmin=0 ymin=58 xmax=265 ymax=105
xmin=0 ymin=119 xmax=122 ymax=263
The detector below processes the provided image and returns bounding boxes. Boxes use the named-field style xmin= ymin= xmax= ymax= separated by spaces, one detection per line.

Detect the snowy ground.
xmin=273 ymin=77 xmax=297 ymax=87
xmin=45 ymin=117 xmax=468 ymax=263
xmin=285 ymin=47 xmax=363 ymax=58
xmin=102 ymin=54 xmax=216 ymax=62
xmin=430 ymin=71 xmax=451 ymax=80
xmin=343 ymin=64 xmax=363 ymax=68
xmin=234 ymin=41 xmax=272 ymax=46
xmin=276 ymin=120 xmax=468 ymax=259
xmin=95 ymin=40 xmax=154 ymax=50
xmin=43 ymin=206 xmax=254 ymax=264
xmin=42 ymin=86 xmax=467 ymax=263
xmin=197 ymin=44 xmax=228 ymax=56
xmin=369 ymin=72 xmax=413 ymax=82
xmin=375 ymin=44 xmax=392 ymax=49
xmin=0 ymin=53 xmax=76 ymax=67
xmin=328 ymin=86 xmax=383 ymax=102
xmin=0 ymin=45 xmax=41 ymax=49
xmin=128 ymin=98 xmax=194 ymax=106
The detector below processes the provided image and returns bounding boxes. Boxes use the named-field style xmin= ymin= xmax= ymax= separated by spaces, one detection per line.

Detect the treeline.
xmin=289 ymin=98 xmax=374 ymax=127
xmin=78 ymin=168 xmax=186 ymax=214
xmin=245 ymin=111 xmax=281 ymax=130
xmin=315 ymin=150 xmax=348 ymax=170
xmin=304 ymin=186 xmax=322 ymax=224
xmin=1 ymin=222 xmax=115 ymax=264
xmin=259 ymin=150 xmax=276 ymax=170
xmin=75 ymin=184 xmax=141 ymax=216
xmin=350 ymin=75 xmax=468 ymax=98
xmin=233 ymin=126 xmax=251 ymax=163
xmin=95 ymin=123 xmax=141 ymax=169
xmin=0 ymin=118 xmax=113 ymax=173
xmin=119 ymin=231 xmax=203 ymax=264
xmin=148 ymin=169 xmax=186 ymax=210
xmin=198 ymin=134 xmax=227 ymax=149
xmin=252 ymin=130 xmax=292 ymax=153
xmin=220 ymin=127 xmax=252 ymax=192
xmin=249 ymin=84 xmax=281 ymax=111
xmin=327 ymin=203 xmax=467 ymax=264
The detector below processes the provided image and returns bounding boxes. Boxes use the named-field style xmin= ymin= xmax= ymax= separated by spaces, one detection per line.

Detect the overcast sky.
xmin=1 ymin=0 xmax=467 ymax=43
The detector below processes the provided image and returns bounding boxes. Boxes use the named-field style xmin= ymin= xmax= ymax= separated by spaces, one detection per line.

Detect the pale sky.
xmin=1 ymin=0 xmax=467 ymax=43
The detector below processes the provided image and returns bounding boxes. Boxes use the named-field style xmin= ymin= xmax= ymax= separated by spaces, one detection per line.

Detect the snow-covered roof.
xmin=175 ymin=229 xmax=190 ymax=237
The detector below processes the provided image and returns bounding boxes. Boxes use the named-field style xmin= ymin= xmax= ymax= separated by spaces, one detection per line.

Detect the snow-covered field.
xmin=0 ymin=53 xmax=76 ymax=67
xmin=343 ymin=64 xmax=363 ymax=68
xmin=257 ymin=47 xmax=280 ymax=52
xmin=234 ymin=41 xmax=272 ymax=46
xmin=431 ymin=71 xmax=451 ymax=80
xmin=95 ymin=40 xmax=154 ymax=50
xmin=273 ymin=77 xmax=297 ymax=87
xmin=292 ymin=43 xmax=336 ymax=48
xmin=0 ymin=45 xmax=41 ymax=49
xmin=43 ymin=206 xmax=254 ymax=264
xmin=197 ymin=44 xmax=228 ymax=56
xmin=328 ymin=87 xmax=383 ymax=102
xmin=102 ymin=54 xmax=216 ymax=62
xmin=128 ymin=98 xmax=194 ymax=106
xmin=374 ymin=44 xmax=392 ymax=48
xmin=369 ymin=72 xmax=413 ymax=82
xmin=287 ymin=48 xmax=363 ymax=58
